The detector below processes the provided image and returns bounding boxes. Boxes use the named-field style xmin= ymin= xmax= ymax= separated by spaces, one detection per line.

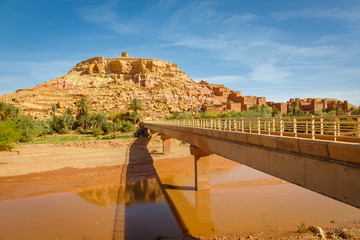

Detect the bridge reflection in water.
xmin=76 ymin=164 xmax=360 ymax=239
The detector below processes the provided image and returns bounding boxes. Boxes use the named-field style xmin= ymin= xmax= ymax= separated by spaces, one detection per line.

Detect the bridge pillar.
xmin=161 ymin=135 xmax=171 ymax=155
xmin=190 ymin=145 xmax=212 ymax=191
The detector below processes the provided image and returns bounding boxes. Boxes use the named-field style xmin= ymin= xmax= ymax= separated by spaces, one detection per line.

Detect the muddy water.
xmin=0 ymin=179 xmax=182 ymax=240
xmin=160 ymin=166 xmax=360 ymax=237
xmin=0 ymin=166 xmax=359 ymax=239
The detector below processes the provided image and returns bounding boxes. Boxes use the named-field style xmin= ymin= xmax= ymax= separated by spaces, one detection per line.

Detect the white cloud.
xmin=271 ymin=5 xmax=360 ymax=23
xmin=0 ymin=59 xmax=78 ymax=94
xmin=79 ymin=1 xmax=140 ymax=35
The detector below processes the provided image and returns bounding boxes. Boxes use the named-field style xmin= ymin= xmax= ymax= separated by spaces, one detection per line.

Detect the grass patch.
xmin=27 ymin=134 xmax=98 ymax=145
xmin=21 ymin=133 xmax=135 ymax=145
xmin=101 ymin=135 xmax=134 ymax=140
xmin=297 ymin=221 xmax=307 ymax=233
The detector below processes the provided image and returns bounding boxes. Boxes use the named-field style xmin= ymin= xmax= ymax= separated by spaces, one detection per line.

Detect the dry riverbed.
xmin=0 ymin=135 xmax=359 ymax=240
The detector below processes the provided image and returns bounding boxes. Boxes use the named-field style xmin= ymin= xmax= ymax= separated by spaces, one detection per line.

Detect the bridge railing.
xmin=145 ymin=115 xmax=360 ymax=143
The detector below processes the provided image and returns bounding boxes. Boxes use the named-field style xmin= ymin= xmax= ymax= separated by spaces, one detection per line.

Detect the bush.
xmin=50 ymin=115 xmax=74 ymax=134
xmin=0 ymin=121 xmax=21 ymax=150
xmin=15 ymin=117 xmax=49 ymax=142
xmin=92 ymin=127 xmax=103 ymax=136
xmin=0 ymin=102 xmax=21 ymax=121
xmin=219 ymin=111 xmax=242 ymax=118
xmin=109 ymin=111 xmax=127 ymax=122
xmin=101 ymin=121 xmax=112 ymax=134
xmin=120 ymin=120 xmax=135 ymax=132
xmin=168 ymin=111 xmax=193 ymax=119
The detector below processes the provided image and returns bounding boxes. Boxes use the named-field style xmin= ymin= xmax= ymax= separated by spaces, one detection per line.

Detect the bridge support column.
xmin=190 ymin=145 xmax=212 ymax=191
xmin=161 ymin=135 xmax=171 ymax=155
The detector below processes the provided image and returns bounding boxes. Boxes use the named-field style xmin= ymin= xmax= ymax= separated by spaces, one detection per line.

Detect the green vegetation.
xmin=0 ymin=102 xmax=21 ymax=120
xmin=128 ymin=98 xmax=144 ymax=113
xmin=167 ymin=111 xmax=193 ymax=119
xmin=0 ymin=121 xmax=21 ymax=150
xmin=0 ymin=97 xmax=145 ymax=150
xmin=297 ymin=221 xmax=308 ymax=233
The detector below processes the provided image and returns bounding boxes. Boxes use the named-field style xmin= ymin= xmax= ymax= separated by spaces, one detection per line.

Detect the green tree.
xmin=77 ymin=98 xmax=91 ymax=116
xmin=260 ymin=104 xmax=272 ymax=117
xmin=76 ymin=98 xmax=91 ymax=133
xmin=120 ymin=120 xmax=135 ymax=132
xmin=334 ymin=106 xmax=343 ymax=116
xmin=0 ymin=121 xmax=21 ymax=150
xmin=0 ymin=102 xmax=21 ymax=121
xmin=90 ymin=112 xmax=106 ymax=129
xmin=128 ymin=98 xmax=143 ymax=113
xmin=249 ymin=104 xmax=260 ymax=112
xmin=290 ymin=101 xmax=299 ymax=116
xmin=272 ymin=106 xmax=280 ymax=117
xmin=77 ymin=114 xmax=90 ymax=133
xmin=15 ymin=117 xmax=48 ymax=142
xmin=51 ymin=105 xmax=57 ymax=115
xmin=352 ymin=106 xmax=360 ymax=115
xmin=110 ymin=122 xmax=120 ymax=139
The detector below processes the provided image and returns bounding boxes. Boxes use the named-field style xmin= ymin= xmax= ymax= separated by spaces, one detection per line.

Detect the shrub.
xmin=15 ymin=117 xmax=48 ymax=142
xmin=0 ymin=102 xmax=21 ymax=121
xmin=92 ymin=127 xmax=103 ymax=136
xmin=168 ymin=111 xmax=193 ymax=119
xmin=0 ymin=121 xmax=21 ymax=150
xmin=120 ymin=120 xmax=135 ymax=132
xmin=108 ymin=111 xmax=127 ymax=122
xmin=128 ymin=98 xmax=144 ymax=113
xmin=101 ymin=121 xmax=112 ymax=134
xmin=220 ymin=111 xmax=242 ymax=118
xmin=90 ymin=112 xmax=106 ymax=129
xmin=297 ymin=221 xmax=307 ymax=233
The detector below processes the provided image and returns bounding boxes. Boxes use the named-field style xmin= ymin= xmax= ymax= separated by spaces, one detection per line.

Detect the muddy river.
xmin=0 ymin=165 xmax=359 ymax=239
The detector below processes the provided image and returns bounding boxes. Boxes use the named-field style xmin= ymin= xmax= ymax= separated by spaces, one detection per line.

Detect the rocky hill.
xmin=0 ymin=52 xmax=355 ymax=119
xmin=0 ymin=53 xmax=217 ymax=119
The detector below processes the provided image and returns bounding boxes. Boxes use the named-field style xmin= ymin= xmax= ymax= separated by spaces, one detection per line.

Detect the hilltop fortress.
xmin=0 ymin=52 xmax=352 ymax=119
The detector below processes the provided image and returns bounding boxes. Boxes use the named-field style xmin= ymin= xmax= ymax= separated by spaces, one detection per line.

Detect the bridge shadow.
xmin=112 ymin=135 xmax=213 ymax=240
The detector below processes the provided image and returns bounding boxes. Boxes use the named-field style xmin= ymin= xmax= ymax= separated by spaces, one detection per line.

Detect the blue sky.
xmin=1 ymin=0 xmax=359 ymax=105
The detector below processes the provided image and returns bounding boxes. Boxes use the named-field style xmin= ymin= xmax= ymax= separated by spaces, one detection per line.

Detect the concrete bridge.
xmin=144 ymin=115 xmax=360 ymax=209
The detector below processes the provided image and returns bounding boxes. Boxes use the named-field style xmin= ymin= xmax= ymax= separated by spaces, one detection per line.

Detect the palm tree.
xmin=77 ymin=98 xmax=91 ymax=116
xmin=290 ymin=101 xmax=298 ymax=116
xmin=128 ymin=98 xmax=143 ymax=113
xmin=272 ymin=106 xmax=280 ymax=117
xmin=51 ymin=105 xmax=57 ymax=115
xmin=90 ymin=112 xmax=106 ymax=129
xmin=110 ymin=122 xmax=120 ymax=139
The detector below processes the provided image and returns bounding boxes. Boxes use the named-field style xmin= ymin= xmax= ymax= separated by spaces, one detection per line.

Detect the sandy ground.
xmin=0 ymin=136 xmax=359 ymax=240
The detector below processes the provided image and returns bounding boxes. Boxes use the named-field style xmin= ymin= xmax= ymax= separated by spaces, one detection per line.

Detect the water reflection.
xmin=77 ymin=179 xmax=164 ymax=207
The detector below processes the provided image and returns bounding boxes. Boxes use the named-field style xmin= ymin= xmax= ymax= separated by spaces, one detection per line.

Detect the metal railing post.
xmin=257 ymin=117 xmax=260 ymax=134
xmin=280 ymin=117 xmax=283 ymax=137
xmin=358 ymin=116 xmax=360 ymax=137
xmin=294 ymin=118 xmax=297 ymax=138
